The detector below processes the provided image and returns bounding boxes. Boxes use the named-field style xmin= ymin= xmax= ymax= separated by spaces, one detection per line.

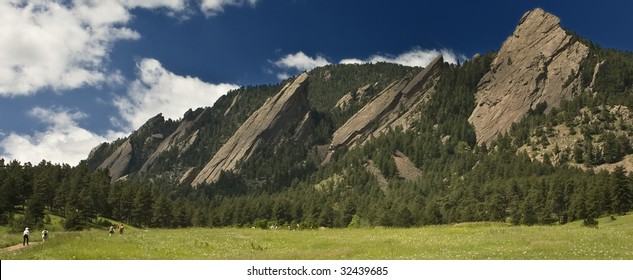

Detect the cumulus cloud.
xmin=200 ymin=0 xmax=258 ymax=16
xmin=340 ymin=48 xmax=467 ymax=67
xmin=271 ymin=51 xmax=331 ymax=80
xmin=122 ymin=0 xmax=186 ymax=10
xmin=275 ymin=51 xmax=331 ymax=72
xmin=113 ymin=58 xmax=239 ymax=130
xmin=0 ymin=107 xmax=125 ymax=166
xmin=0 ymin=0 xmax=186 ymax=96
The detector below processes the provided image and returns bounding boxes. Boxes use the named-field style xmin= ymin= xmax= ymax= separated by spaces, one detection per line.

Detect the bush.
xmin=582 ymin=218 xmax=599 ymax=228
xmin=94 ymin=218 xmax=114 ymax=228
xmin=252 ymin=219 xmax=268 ymax=229
xmin=348 ymin=214 xmax=370 ymax=228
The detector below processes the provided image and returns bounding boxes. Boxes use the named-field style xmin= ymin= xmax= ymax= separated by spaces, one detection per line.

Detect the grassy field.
xmin=1 ymin=214 xmax=632 ymax=260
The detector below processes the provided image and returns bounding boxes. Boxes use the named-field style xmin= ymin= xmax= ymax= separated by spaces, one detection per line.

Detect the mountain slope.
xmin=469 ymin=8 xmax=589 ymax=145
xmin=326 ymin=56 xmax=444 ymax=162
xmin=85 ymin=7 xmax=633 ymax=191
xmin=192 ymin=73 xmax=310 ymax=186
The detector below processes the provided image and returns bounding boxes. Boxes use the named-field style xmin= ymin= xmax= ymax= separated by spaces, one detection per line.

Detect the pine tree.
xmin=546 ymin=183 xmax=565 ymax=224
xmin=132 ymin=187 xmax=153 ymax=227
xmin=612 ymin=166 xmax=632 ymax=215
xmin=151 ymin=195 xmax=173 ymax=228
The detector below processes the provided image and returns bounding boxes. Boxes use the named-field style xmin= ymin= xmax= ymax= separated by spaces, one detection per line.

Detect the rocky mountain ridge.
xmin=85 ymin=8 xmax=633 ymax=188
xmin=469 ymin=8 xmax=590 ymax=145
xmin=192 ymin=73 xmax=310 ymax=186
xmin=326 ymin=55 xmax=443 ymax=161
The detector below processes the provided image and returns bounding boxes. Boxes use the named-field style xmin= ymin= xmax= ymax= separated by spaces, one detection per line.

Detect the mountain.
xmin=5 ymin=8 xmax=633 ymax=230
xmin=192 ymin=73 xmax=311 ymax=186
xmin=325 ymin=56 xmax=444 ymax=163
xmin=86 ymin=8 xmax=633 ymax=187
xmin=86 ymin=62 xmax=416 ymax=185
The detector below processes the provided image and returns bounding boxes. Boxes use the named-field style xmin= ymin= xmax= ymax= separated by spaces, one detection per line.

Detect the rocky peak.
xmin=325 ymin=56 xmax=443 ymax=162
xmin=469 ymin=8 xmax=589 ymax=145
xmin=191 ymin=73 xmax=310 ymax=186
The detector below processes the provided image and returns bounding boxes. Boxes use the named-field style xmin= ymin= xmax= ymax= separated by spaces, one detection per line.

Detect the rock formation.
xmin=469 ymin=8 xmax=589 ymax=145
xmin=191 ymin=73 xmax=310 ymax=186
xmin=327 ymin=56 xmax=444 ymax=157
xmin=393 ymin=151 xmax=422 ymax=181
xmin=335 ymin=83 xmax=377 ymax=110
xmin=139 ymin=108 xmax=206 ymax=173
xmin=97 ymin=139 xmax=133 ymax=182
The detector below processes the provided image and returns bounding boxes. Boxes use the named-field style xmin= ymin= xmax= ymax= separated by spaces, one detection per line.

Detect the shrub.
xmin=348 ymin=214 xmax=370 ymax=228
xmin=582 ymin=217 xmax=599 ymax=228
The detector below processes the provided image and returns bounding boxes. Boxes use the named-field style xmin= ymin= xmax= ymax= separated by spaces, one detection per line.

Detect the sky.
xmin=1 ymin=0 xmax=632 ymax=166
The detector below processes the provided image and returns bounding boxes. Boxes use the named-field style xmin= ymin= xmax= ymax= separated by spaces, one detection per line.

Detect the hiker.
xmin=119 ymin=224 xmax=124 ymax=235
xmin=23 ymin=227 xmax=30 ymax=246
xmin=42 ymin=228 xmax=48 ymax=242
xmin=109 ymin=225 xmax=115 ymax=236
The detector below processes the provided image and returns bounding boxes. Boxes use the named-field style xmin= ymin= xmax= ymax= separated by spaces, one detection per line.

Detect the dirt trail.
xmin=1 ymin=242 xmax=40 ymax=253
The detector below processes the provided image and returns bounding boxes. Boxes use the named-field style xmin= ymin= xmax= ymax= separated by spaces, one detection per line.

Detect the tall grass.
xmin=2 ymin=214 xmax=632 ymax=260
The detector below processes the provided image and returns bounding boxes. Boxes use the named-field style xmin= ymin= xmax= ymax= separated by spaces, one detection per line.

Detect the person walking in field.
xmin=109 ymin=225 xmax=115 ymax=236
xmin=119 ymin=224 xmax=124 ymax=235
xmin=23 ymin=227 xmax=30 ymax=246
xmin=42 ymin=228 xmax=48 ymax=242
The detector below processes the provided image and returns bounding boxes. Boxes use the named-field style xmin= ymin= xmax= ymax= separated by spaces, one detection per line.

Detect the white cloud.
xmin=338 ymin=58 xmax=365 ymax=65
xmin=200 ymin=0 xmax=258 ymax=16
xmin=276 ymin=72 xmax=291 ymax=80
xmin=122 ymin=0 xmax=186 ymax=10
xmin=114 ymin=58 xmax=239 ymax=130
xmin=0 ymin=0 xmax=186 ymax=97
xmin=272 ymin=51 xmax=331 ymax=79
xmin=0 ymin=107 xmax=125 ymax=166
xmin=340 ymin=48 xmax=467 ymax=67
xmin=274 ymin=51 xmax=331 ymax=72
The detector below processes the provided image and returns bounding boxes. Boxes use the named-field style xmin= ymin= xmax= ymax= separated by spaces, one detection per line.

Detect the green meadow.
xmin=1 ymin=214 xmax=632 ymax=260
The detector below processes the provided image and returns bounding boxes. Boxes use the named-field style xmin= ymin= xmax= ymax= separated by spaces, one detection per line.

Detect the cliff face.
xmin=89 ymin=113 xmax=172 ymax=182
xmin=97 ymin=139 xmax=133 ymax=182
xmin=191 ymin=73 xmax=310 ymax=186
xmin=468 ymin=8 xmax=589 ymax=145
xmin=326 ymin=56 xmax=443 ymax=159
xmin=139 ymin=108 xmax=206 ymax=173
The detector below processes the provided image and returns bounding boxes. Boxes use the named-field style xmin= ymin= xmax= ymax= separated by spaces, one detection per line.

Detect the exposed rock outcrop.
xmin=364 ymin=160 xmax=388 ymax=192
xmin=191 ymin=73 xmax=310 ymax=186
xmin=469 ymin=8 xmax=589 ymax=145
xmin=393 ymin=151 xmax=422 ymax=181
xmin=327 ymin=56 xmax=444 ymax=158
xmin=98 ymin=139 xmax=133 ymax=182
xmin=224 ymin=93 xmax=241 ymax=116
xmin=294 ymin=111 xmax=317 ymax=141
xmin=179 ymin=167 xmax=197 ymax=185
xmin=139 ymin=108 xmax=206 ymax=173
xmin=335 ymin=83 xmax=377 ymax=110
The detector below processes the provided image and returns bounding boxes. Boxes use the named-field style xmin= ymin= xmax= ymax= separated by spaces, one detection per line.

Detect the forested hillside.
xmin=1 ymin=8 xmax=633 ymax=231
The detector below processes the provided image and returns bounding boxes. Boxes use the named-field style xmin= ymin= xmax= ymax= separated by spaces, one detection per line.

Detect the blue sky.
xmin=1 ymin=0 xmax=632 ymax=165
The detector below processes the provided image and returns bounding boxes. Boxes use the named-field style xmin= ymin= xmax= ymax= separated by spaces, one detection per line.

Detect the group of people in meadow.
xmin=19 ymin=223 xmax=122 ymax=246
xmin=109 ymin=224 xmax=125 ymax=236
xmin=21 ymin=227 xmax=48 ymax=246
